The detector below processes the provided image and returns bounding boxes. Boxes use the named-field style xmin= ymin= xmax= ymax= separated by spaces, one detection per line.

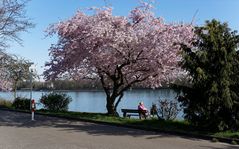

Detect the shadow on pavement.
xmin=199 ymin=145 xmax=239 ymax=149
xmin=0 ymin=109 xmax=238 ymax=148
xmin=0 ymin=109 xmax=169 ymax=137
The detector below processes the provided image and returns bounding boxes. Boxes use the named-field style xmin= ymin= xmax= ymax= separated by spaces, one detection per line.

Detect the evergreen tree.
xmin=179 ymin=19 xmax=239 ymax=131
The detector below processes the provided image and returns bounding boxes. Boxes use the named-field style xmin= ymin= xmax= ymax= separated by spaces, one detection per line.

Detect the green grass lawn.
xmin=36 ymin=110 xmax=238 ymax=141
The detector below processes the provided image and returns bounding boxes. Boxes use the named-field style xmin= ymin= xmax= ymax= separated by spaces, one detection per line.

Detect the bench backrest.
xmin=121 ymin=109 xmax=139 ymax=113
xmin=121 ymin=109 xmax=147 ymax=113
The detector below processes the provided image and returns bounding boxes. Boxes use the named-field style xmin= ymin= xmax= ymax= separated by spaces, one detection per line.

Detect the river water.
xmin=0 ymin=89 xmax=179 ymax=115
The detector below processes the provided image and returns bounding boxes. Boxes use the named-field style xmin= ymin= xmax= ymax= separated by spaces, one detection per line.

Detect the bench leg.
xmin=127 ymin=115 xmax=131 ymax=118
xmin=123 ymin=112 xmax=127 ymax=118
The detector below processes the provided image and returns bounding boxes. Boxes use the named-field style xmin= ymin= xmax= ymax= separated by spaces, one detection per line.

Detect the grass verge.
xmin=36 ymin=110 xmax=238 ymax=142
xmin=213 ymin=131 xmax=239 ymax=139
xmin=0 ymin=98 xmax=12 ymax=108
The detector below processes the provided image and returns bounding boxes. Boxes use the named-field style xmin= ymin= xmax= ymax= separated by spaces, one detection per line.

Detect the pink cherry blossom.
xmin=44 ymin=4 xmax=195 ymax=114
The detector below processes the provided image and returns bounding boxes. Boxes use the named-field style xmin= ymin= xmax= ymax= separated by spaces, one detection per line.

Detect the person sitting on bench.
xmin=138 ymin=102 xmax=148 ymax=119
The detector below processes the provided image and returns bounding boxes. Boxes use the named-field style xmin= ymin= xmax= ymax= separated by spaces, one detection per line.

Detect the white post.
xmin=31 ymin=111 xmax=34 ymax=121
xmin=27 ymin=62 xmax=34 ymax=111
xmin=31 ymin=99 xmax=35 ymax=121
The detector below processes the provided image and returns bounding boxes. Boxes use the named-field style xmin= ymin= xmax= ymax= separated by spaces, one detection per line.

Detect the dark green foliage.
xmin=12 ymin=97 xmax=30 ymax=110
xmin=179 ymin=19 xmax=239 ymax=131
xmin=40 ymin=92 xmax=72 ymax=111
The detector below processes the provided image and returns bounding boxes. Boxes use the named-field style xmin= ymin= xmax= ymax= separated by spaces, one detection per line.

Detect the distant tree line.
xmin=17 ymin=79 xmax=103 ymax=91
xmin=17 ymin=79 xmax=182 ymax=91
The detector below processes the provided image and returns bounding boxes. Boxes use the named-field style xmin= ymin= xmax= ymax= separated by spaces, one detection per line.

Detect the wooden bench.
xmin=121 ymin=109 xmax=147 ymax=119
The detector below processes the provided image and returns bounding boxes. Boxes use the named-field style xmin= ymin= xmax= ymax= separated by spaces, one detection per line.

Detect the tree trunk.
xmin=106 ymin=96 xmax=119 ymax=116
xmin=13 ymin=81 xmax=17 ymax=99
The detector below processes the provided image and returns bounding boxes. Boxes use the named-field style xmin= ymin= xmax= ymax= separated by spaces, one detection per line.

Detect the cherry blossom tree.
xmin=44 ymin=3 xmax=195 ymax=115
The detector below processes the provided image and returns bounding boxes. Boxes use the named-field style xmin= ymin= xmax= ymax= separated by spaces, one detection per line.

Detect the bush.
xmin=212 ymin=138 xmax=219 ymax=142
xmin=12 ymin=97 xmax=30 ymax=110
xmin=231 ymin=140 xmax=238 ymax=145
xmin=40 ymin=92 xmax=72 ymax=111
xmin=156 ymin=98 xmax=181 ymax=120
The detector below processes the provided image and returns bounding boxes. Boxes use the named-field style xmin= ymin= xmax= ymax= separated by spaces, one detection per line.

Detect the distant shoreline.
xmin=16 ymin=87 xmax=174 ymax=92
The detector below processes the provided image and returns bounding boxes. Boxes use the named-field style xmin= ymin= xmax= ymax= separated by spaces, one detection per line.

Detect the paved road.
xmin=0 ymin=110 xmax=238 ymax=149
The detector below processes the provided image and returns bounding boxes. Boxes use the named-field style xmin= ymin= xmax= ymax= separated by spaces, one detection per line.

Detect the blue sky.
xmin=8 ymin=0 xmax=239 ymax=79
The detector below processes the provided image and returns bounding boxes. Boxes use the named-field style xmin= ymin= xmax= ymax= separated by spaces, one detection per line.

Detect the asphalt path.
xmin=0 ymin=110 xmax=238 ymax=149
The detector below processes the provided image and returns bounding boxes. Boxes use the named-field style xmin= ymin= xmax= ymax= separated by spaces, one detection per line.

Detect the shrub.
xmin=231 ymin=140 xmax=238 ymax=145
xmin=40 ymin=92 xmax=72 ymax=111
xmin=155 ymin=98 xmax=181 ymax=120
xmin=12 ymin=97 xmax=30 ymax=110
xmin=212 ymin=138 xmax=219 ymax=142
